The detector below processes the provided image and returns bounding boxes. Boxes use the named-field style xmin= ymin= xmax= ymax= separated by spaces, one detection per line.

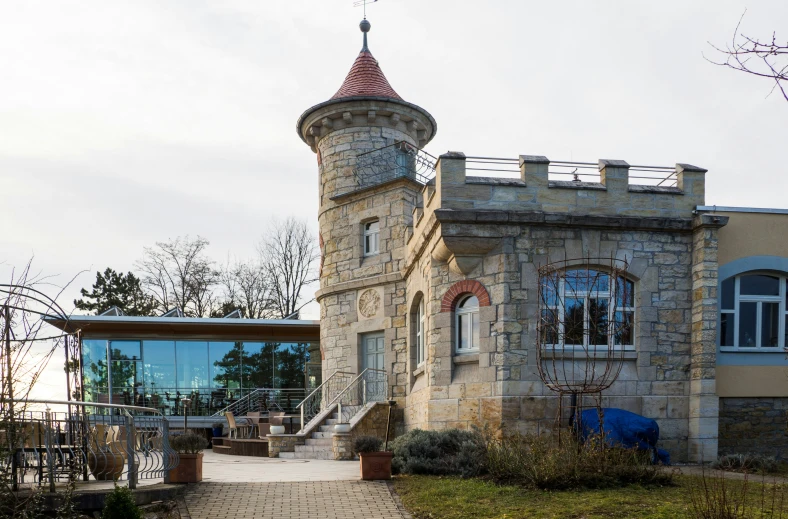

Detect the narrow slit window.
xmin=364 ymin=221 xmax=379 ymax=256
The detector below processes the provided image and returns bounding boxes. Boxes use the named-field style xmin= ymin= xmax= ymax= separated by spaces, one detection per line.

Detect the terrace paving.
xmin=181 ymin=450 xmax=409 ymax=518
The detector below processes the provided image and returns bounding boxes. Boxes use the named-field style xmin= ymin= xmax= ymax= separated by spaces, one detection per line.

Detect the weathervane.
xmin=353 ymin=0 xmax=379 ymax=20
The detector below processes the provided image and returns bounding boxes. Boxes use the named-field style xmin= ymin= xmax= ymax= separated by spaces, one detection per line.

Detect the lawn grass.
xmin=394 ymin=474 xmax=788 ymax=519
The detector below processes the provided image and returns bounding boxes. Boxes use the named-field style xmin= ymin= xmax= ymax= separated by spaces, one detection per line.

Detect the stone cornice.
xmin=315 ymin=272 xmax=403 ymax=302
xmin=692 ymin=213 xmax=729 ymax=230
xmin=434 ymin=209 xmax=696 ymax=231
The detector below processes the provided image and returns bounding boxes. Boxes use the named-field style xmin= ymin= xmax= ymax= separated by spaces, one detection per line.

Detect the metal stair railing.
xmin=296 ymin=370 xmax=356 ymax=433
xmin=212 ymin=388 xmax=306 ymax=417
xmin=330 ymin=368 xmax=388 ymax=425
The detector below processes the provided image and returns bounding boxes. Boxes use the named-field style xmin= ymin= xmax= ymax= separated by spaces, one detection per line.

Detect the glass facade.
xmin=81 ymin=339 xmax=321 ymax=415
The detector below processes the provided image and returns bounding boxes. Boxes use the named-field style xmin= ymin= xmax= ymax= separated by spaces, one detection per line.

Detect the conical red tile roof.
xmin=331 ymin=50 xmax=402 ymax=101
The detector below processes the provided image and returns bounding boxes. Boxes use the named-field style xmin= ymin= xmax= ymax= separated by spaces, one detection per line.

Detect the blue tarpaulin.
xmin=576 ymin=408 xmax=670 ymax=465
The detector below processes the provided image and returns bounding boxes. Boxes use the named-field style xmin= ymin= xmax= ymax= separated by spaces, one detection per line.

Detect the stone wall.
xmin=267 ymin=435 xmax=305 ymax=458
xmin=719 ymin=398 xmax=788 ymax=459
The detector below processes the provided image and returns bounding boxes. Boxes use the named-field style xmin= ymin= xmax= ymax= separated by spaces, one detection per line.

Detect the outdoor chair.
xmin=246 ymin=412 xmax=261 ymax=438
xmin=257 ymin=423 xmax=271 ymax=438
xmin=225 ymin=412 xmax=251 ymax=439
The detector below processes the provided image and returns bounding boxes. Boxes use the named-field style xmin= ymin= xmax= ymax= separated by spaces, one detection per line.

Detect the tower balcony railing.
xmin=352 ymin=141 xmax=437 ymax=189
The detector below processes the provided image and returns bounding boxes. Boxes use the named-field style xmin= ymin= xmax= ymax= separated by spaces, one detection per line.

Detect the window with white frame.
xmin=455 ymin=295 xmax=480 ymax=353
xmin=364 ymin=221 xmax=379 ymax=256
xmin=416 ymin=301 xmax=425 ymax=365
xmin=720 ymin=273 xmax=787 ymax=349
xmin=541 ymin=269 xmax=635 ymax=349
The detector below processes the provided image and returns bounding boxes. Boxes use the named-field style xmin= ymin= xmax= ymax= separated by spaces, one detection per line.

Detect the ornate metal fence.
xmin=352 ymin=141 xmax=436 ymax=189
xmin=5 ymin=400 xmax=177 ymax=491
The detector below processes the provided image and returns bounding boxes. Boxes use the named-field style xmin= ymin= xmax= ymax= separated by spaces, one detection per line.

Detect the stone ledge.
xmin=413 ymin=364 xmax=425 ymax=377
xmin=434 ymin=208 xmax=694 ymax=231
xmin=315 ymin=272 xmax=403 ymax=302
xmin=453 ymin=353 xmax=480 ymax=365
xmin=549 ymin=180 xmax=606 ymax=191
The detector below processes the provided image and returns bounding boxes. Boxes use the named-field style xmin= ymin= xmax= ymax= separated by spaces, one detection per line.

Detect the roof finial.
xmin=360 ymin=18 xmax=371 ymax=52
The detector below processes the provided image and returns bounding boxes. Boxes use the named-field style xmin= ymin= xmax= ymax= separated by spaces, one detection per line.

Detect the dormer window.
xmin=364 ymin=221 xmax=379 ymax=256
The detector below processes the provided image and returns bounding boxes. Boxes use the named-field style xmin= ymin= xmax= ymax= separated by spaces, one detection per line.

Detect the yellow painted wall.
xmin=717 ymin=366 xmax=788 ymax=397
xmin=717 ymin=212 xmax=788 ymax=267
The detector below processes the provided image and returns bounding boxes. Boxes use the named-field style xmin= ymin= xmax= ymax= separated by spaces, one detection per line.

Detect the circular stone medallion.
xmin=358 ymin=289 xmax=381 ymax=318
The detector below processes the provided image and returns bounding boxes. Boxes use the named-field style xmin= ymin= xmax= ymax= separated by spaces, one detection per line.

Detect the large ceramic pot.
xmin=359 ymin=452 xmax=393 ymax=480
xmin=269 ymin=425 xmax=286 ymax=435
xmin=87 ymin=450 xmax=125 ymax=481
xmin=169 ymin=452 xmax=203 ymax=484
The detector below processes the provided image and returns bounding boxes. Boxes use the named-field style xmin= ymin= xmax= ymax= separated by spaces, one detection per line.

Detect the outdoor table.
xmin=282 ymin=415 xmax=299 ymax=434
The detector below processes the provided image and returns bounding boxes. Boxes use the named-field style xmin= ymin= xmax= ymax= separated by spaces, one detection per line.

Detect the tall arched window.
xmin=720 ymin=273 xmax=787 ymax=349
xmin=416 ymin=301 xmax=425 ymax=365
xmin=541 ymin=269 xmax=634 ymax=349
xmin=456 ymin=295 xmax=480 ymax=353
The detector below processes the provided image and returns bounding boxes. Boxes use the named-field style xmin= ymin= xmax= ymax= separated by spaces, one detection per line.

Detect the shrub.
xmin=353 ymin=436 xmax=383 ymax=453
xmin=102 ymin=485 xmax=142 ymax=519
xmin=687 ymin=466 xmax=787 ymax=519
xmin=484 ymin=432 xmax=672 ymax=490
xmin=170 ymin=432 xmax=206 ymax=454
xmin=713 ymin=453 xmax=781 ymax=475
xmin=390 ymin=428 xmax=486 ymax=478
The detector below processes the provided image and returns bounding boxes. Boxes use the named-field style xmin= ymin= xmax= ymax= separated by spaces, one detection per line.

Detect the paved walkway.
xmin=181 ymin=451 xmax=409 ymax=518
xmin=183 ymin=481 xmax=408 ymax=519
xmin=200 ymin=449 xmax=360 ymax=482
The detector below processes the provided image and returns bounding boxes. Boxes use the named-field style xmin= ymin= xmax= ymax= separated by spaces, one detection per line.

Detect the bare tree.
xmin=1 ymin=259 xmax=79 ymax=512
xmin=259 ymin=218 xmax=319 ymax=319
xmin=217 ymin=258 xmax=274 ymax=319
xmin=706 ymin=10 xmax=788 ymax=102
xmin=135 ymin=236 xmax=219 ymax=317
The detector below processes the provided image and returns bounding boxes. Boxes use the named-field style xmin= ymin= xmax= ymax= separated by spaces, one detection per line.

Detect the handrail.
xmin=15 ymin=399 xmax=162 ymax=415
xmin=329 ymin=368 xmax=388 ymax=425
xmin=327 ymin=368 xmax=386 ymax=406
xmin=295 ymin=370 xmax=355 ymax=411
xmin=296 ymin=370 xmax=356 ymax=432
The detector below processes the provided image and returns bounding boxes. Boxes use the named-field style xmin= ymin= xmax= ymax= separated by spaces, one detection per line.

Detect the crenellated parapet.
xmin=433 ymin=153 xmax=706 ymax=218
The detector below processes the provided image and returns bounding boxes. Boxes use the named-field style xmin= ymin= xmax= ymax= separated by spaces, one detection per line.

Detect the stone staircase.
xmin=279 ymin=405 xmax=361 ymax=460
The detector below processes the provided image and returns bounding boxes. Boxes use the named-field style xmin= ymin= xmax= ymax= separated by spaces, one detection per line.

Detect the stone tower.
xmin=296 ymin=20 xmax=436 ymax=396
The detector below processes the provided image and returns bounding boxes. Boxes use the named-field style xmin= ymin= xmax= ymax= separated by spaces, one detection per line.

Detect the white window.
xmin=455 ymin=295 xmax=480 ymax=353
xmin=720 ymin=273 xmax=787 ymax=350
xmin=364 ymin=221 xmax=379 ymax=256
xmin=541 ymin=269 xmax=634 ymax=349
xmin=416 ymin=301 xmax=425 ymax=365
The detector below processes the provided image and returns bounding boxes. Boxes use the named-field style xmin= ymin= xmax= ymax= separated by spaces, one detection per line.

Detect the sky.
xmin=1 ymin=0 xmax=786 ymax=400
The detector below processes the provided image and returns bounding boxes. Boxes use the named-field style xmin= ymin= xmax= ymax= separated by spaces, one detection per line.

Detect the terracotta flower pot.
xmin=169 ymin=452 xmax=203 ymax=483
xmin=87 ymin=450 xmax=125 ymax=481
xmin=359 ymin=451 xmax=393 ymax=480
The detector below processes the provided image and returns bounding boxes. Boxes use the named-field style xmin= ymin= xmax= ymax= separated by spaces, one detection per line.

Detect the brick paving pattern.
xmin=183 ymin=481 xmax=407 ymax=519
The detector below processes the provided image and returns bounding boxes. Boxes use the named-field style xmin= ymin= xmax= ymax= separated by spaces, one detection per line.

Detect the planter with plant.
xmin=168 ymin=431 xmax=205 ymax=483
xmin=211 ymin=421 xmax=224 ymax=438
xmin=353 ymin=435 xmax=392 ymax=480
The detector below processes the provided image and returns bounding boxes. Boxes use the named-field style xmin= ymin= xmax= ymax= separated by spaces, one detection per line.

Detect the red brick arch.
xmin=440 ymin=280 xmax=491 ymax=313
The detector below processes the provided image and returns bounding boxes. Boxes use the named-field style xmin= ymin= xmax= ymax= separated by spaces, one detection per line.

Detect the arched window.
xmin=456 ymin=295 xmax=480 ymax=353
xmin=541 ymin=269 xmax=634 ymax=348
xmin=416 ymin=301 xmax=425 ymax=365
xmin=364 ymin=221 xmax=379 ymax=256
xmin=720 ymin=273 xmax=787 ymax=349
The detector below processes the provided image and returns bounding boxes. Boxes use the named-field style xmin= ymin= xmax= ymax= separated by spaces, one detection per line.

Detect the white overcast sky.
xmin=1 ymin=1 xmax=786 ymax=399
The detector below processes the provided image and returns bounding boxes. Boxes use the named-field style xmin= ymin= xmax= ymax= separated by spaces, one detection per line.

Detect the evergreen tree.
xmin=74 ymin=268 xmax=158 ymax=316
